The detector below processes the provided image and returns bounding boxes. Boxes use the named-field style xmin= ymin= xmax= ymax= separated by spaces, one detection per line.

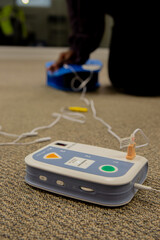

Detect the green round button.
xmin=100 ymin=165 xmax=117 ymax=172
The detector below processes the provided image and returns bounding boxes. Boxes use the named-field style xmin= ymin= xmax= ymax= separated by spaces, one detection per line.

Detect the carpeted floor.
xmin=0 ymin=47 xmax=160 ymax=240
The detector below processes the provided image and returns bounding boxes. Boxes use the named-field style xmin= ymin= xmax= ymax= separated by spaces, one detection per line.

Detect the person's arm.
xmin=48 ymin=0 xmax=105 ymax=72
xmin=67 ymin=0 xmax=105 ymax=64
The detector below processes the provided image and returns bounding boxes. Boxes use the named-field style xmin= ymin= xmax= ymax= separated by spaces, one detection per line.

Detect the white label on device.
xmin=65 ymin=157 xmax=95 ymax=169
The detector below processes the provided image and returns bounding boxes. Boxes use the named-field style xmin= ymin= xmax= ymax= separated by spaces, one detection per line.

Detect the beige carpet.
xmin=0 ymin=47 xmax=160 ymax=240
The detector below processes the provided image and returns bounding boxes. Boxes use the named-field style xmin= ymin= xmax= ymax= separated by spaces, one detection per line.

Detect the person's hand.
xmin=47 ymin=49 xmax=76 ymax=72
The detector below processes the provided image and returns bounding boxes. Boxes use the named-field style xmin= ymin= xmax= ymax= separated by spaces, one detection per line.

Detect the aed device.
xmin=46 ymin=59 xmax=103 ymax=91
xmin=25 ymin=141 xmax=148 ymax=207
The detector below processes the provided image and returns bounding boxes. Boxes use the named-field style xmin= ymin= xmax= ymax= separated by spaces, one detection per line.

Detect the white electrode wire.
xmin=0 ymin=64 xmax=149 ymax=148
xmin=90 ymin=99 xmax=121 ymax=142
xmin=68 ymin=63 xmax=93 ymax=106
xmin=13 ymin=132 xmax=38 ymax=143
xmin=0 ymin=131 xmax=19 ymax=138
xmin=132 ymin=128 xmax=149 ymax=149
xmin=0 ymin=125 xmax=19 ymax=138
xmin=80 ymin=85 xmax=91 ymax=106
xmin=67 ymin=64 xmax=149 ymax=149
xmin=89 ymin=99 xmax=149 ymax=149
xmin=68 ymin=64 xmax=123 ymax=143
xmin=64 ymin=64 xmax=92 ymax=92
xmin=134 ymin=183 xmax=160 ymax=193
xmin=0 ymin=65 xmax=91 ymax=146
xmin=30 ymin=113 xmax=62 ymax=134
xmin=0 ymin=114 xmax=61 ymax=146
xmin=68 ymin=65 xmax=122 ymax=144
xmin=59 ymin=109 xmax=86 ymax=123
xmin=0 ymin=107 xmax=85 ymax=146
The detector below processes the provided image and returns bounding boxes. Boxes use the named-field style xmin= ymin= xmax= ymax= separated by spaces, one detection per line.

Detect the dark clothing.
xmin=67 ymin=0 xmax=105 ymax=64
xmin=66 ymin=1 xmax=159 ymax=96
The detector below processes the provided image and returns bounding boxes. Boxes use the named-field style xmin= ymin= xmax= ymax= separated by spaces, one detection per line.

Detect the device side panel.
xmin=25 ymin=162 xmax=148 ymax=207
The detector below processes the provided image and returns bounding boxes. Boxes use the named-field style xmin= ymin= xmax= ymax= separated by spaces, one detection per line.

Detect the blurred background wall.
xmin=0 ymin=0 xmax=113 ymax=47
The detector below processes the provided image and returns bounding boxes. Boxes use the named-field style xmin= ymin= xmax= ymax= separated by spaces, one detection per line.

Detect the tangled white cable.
xmin=0 ymin=107 xmax=85 ymax=146
xmin=67 ymin=64 xmax=149 ymax=150
xmin=0 ymin=64 xmax=149 ymax=149
xmin=134 ymin=183 xmax=160 ymax=193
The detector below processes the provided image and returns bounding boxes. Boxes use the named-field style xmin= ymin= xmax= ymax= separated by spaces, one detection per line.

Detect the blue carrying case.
xmin=46 ymin=59 xmax=103 ymax=91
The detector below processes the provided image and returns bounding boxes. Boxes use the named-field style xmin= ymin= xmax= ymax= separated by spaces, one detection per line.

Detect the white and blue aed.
xmin=46 ymin=59 xmax=103 ymax=91
xmin=25 ymin=141 xmax=148 ymax=207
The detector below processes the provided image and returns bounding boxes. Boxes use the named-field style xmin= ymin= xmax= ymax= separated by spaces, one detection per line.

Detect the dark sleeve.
xmin=66 ymin=0 xmax=105 ymax=64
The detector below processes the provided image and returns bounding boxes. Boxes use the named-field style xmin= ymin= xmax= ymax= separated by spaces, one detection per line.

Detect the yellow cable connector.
xmin=126 ymin=143 xmax=136 ymax=160
xmin=68 ymin=106 xmax=88 ymax=112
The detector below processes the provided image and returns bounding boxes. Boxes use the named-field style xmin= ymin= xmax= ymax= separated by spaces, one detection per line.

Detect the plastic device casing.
xmin=25 ymin=141 xmax=148 ymax=207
